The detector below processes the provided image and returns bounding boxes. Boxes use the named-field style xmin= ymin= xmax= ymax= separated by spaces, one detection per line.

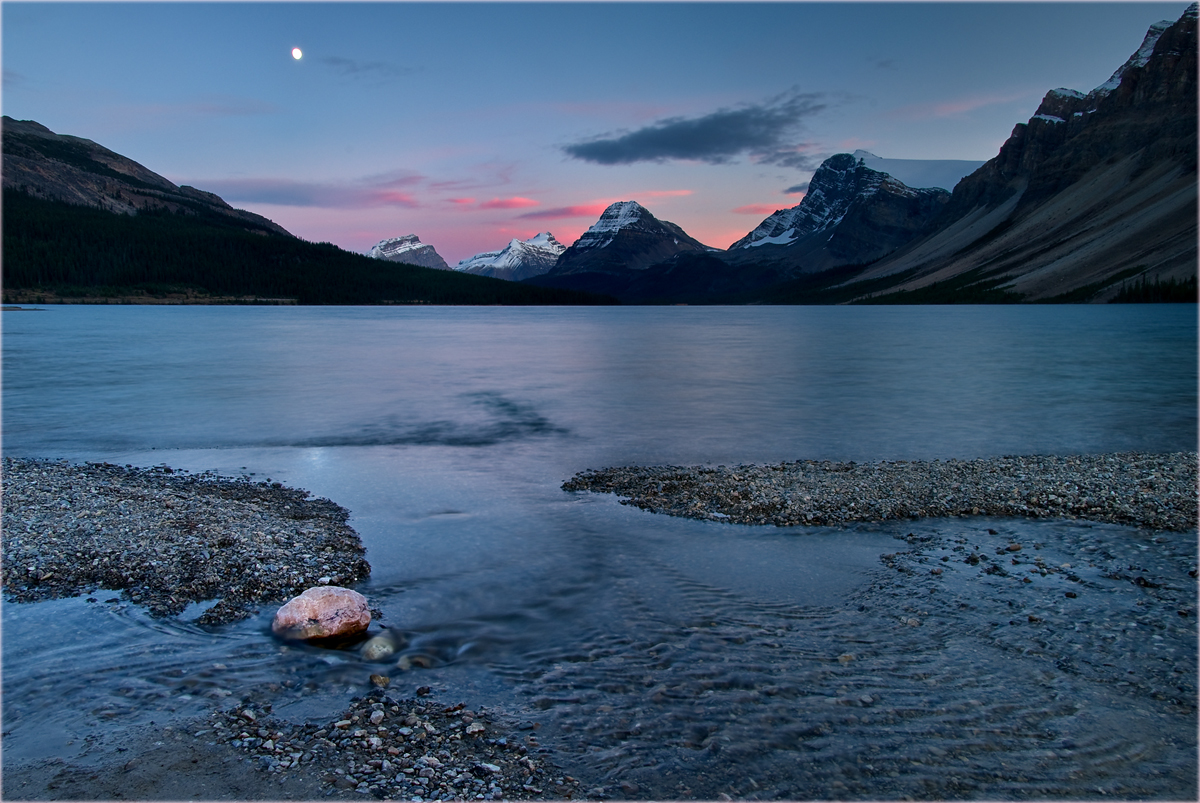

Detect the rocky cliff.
xmin=851 ymin=4 xmax=1197 ymax=302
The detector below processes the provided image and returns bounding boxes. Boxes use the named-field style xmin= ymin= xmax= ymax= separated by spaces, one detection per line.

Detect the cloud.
xmin=194 ymin=177 xmax=419 ymax=209
xmin=319 ymin=56 xmax=414 ymax=82
xmin=784 ymin=183 xmax=809 ymax=195
xmin=639 ymin=189 xmax=693 ymax=198
xmin=733 ymin=204 xmax=785 ymax=215
xmin=562 ymin=89 xmax=828 ymax=167
xmin=3 ymin=70 xmax=25 ymax=89
xmin=518 ymin=203 xmax=612 ymax=221
xmin=479 ymin=197 xmax=540 ymax=210
xmin=889 ymin=90 xmax=1034 ymax=119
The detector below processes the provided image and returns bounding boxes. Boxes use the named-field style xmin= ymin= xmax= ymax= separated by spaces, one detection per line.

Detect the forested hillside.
xmin=2 ymin=190 xmax=613 ymax=305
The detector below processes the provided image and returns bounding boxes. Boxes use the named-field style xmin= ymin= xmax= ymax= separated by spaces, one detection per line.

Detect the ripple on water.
xmin=481 ymin=518 xmax=1197 ymax=800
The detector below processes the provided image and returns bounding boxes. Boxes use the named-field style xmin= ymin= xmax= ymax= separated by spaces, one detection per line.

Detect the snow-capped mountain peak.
xmin=572 ymin=201 xmax=653 ymax=250
xmin=454 ymin=232 xmax=565 ymax=281
xmin=367 ymin=234 xmax=450 ymax=270
xmin=729 ymin=153 xmax=956 ymax=251
xmin=1091 ymin=18 xmax=1174 ymax=96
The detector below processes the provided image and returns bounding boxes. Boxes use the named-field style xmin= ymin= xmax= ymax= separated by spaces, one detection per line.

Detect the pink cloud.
xmin=518 ymin=203 xmax=611 ymax=221
xmin=639 ymin=189 xmax=693 ymax=198
xmin=733 ymin=203 xmax=784 ymax=215
xmin=448 ymin=197 xmax=477 ymax=205
xmin=889 ymin=89 xmax=1036 ymax=119
xmin=479 ymin=196 xmax=541 ymax=210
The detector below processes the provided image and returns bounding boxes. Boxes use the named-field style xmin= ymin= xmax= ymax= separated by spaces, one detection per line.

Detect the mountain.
xmin=2 ymin=118 xmax=613 ymax=306
xmin=725 ymin=153 xmax=952 ymax=274
xmin=546 ymin=201 xmax=711 ymax=275
xmin=367 ymin=234 xmax=451 ymax=271
xmin=2 ymin=116 xmax=290 ymax=236
xmin=455 ymin=232 xmax=565 ymax=281
xmin=844 ymin=4 xmax=1197 ymax=302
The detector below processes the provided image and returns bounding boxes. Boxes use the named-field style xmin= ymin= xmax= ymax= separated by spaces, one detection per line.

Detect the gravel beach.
xmin=563 ymin=452 xmax=1198 ymax=532
xmin=1 ymin=457 xmax=370 ymax=623
xmin=3 ymin=452 xmax=1196 ymax=800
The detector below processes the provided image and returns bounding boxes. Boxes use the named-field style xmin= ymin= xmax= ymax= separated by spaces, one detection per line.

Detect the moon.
xmin=291 ymin=47 xmax=303 ymax=60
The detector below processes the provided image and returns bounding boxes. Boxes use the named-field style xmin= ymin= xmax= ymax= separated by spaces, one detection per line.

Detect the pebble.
xmin=0 ymin=457 xmax=370 ymax=623
xmin=203 ymin=690 xmax=573 ymax=800
xmin=563 ymin=452 xmax=1197 ymax=531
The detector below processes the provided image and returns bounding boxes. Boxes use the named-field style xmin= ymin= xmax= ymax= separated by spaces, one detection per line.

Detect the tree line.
xmin=2 ymin=190 xmax=614 ymax=305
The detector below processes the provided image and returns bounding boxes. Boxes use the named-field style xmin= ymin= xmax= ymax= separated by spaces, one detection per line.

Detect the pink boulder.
xmin=271 ymin=586 xmax=371 ymax=641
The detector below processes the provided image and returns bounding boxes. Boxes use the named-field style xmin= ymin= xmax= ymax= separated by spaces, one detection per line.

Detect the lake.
xmin=2 ymin=304 xmax=1197 ymax=799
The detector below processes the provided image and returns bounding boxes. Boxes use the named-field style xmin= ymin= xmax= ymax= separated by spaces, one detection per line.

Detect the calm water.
xmin=3 ymin=305 xmax=1197 ymax=798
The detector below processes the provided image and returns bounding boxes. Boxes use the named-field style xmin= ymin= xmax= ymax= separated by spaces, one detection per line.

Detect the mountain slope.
xmin=455 ymin=232 xmax=565 ymax=281
xmin=848 ymin=5 xmax=1197 ymax=302
xmin=2 ymin=116 xmax=290 ymax=236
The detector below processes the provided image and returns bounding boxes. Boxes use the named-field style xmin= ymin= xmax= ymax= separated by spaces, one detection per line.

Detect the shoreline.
xmin=564 ymin=451 xmax=1199 ymax=532
xmin=3 ymin=452 xmax=1196 ymax=799
xmin=1 ymin=457 xmax=370 ymax=622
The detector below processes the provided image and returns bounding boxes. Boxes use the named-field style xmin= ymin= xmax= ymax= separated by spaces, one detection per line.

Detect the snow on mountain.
xmin=454 ymin=232 xmax=565 ymax=281
xmin=730 ymin=152 xmax=974 ymax=251
xmin=850 ymin=151 xmax=985 ymax=192
xmin=730 ymin=155 xmax=882 ymax=249
xmin=545 ymin=201 xmax=710 ymax=277
xmin=571 ymin=201 xmax=656 ymax=251
xmin=1091 ymin=18 xmax=1174 ymax=96
xmin=366 ymin=234 xmax=451 ymax=270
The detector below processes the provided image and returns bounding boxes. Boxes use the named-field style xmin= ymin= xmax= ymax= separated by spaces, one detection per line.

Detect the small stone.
xmin=837 ymin=653 xmax=855 ymax=664
xmin=906 ymin=618 xmax=920 ymax=627
xmin=1065 ymin=591 xmax=1078 ymax=598
xmin=1006 ymin=543 xmax=1022 ymax=552
xmin=271 ymin=586 xmax=371 ymax=641
xmin=370 ymin=674 xmax=391 ymax=689
xmin=362 ymin=631 xmax=406 ymax=661
xmin=370 ymin=710 xmax=385 ymax=725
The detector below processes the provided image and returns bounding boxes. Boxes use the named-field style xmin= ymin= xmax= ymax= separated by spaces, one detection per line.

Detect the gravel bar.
xmin=563 ymin=452 xmax=1199 ymax=532
xmin=1 ymin=457 xmax=370 ymax=623
xmin=201 ymin=689 xmax=577 ymax=800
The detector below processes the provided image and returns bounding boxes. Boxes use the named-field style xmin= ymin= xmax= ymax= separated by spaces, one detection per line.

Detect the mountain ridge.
xmin=846 ymin=3 xmax=1197 ymax=302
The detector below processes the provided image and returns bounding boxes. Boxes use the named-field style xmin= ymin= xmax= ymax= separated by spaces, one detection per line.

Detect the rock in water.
xmin=361 ymin=629 xmax=407 ymax=661
xmin=271 ymin=586 xmax=371 ymax=641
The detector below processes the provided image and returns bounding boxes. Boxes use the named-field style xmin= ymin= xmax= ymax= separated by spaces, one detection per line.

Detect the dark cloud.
xmin=319 ymin=56 xmax=414 ymax=81
xmin=562 ymin=89 xmax=828 ymax=167
xmin=784 ymin=182 xmax=810 ymax=195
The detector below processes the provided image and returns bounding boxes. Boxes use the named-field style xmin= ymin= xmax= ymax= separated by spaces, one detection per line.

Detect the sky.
xmin=2 ymin=1 xmax=1189 ymax=265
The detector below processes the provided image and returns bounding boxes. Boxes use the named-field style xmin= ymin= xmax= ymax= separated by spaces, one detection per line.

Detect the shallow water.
xmin=3 ymin=305 xmax=1197 ymax=798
